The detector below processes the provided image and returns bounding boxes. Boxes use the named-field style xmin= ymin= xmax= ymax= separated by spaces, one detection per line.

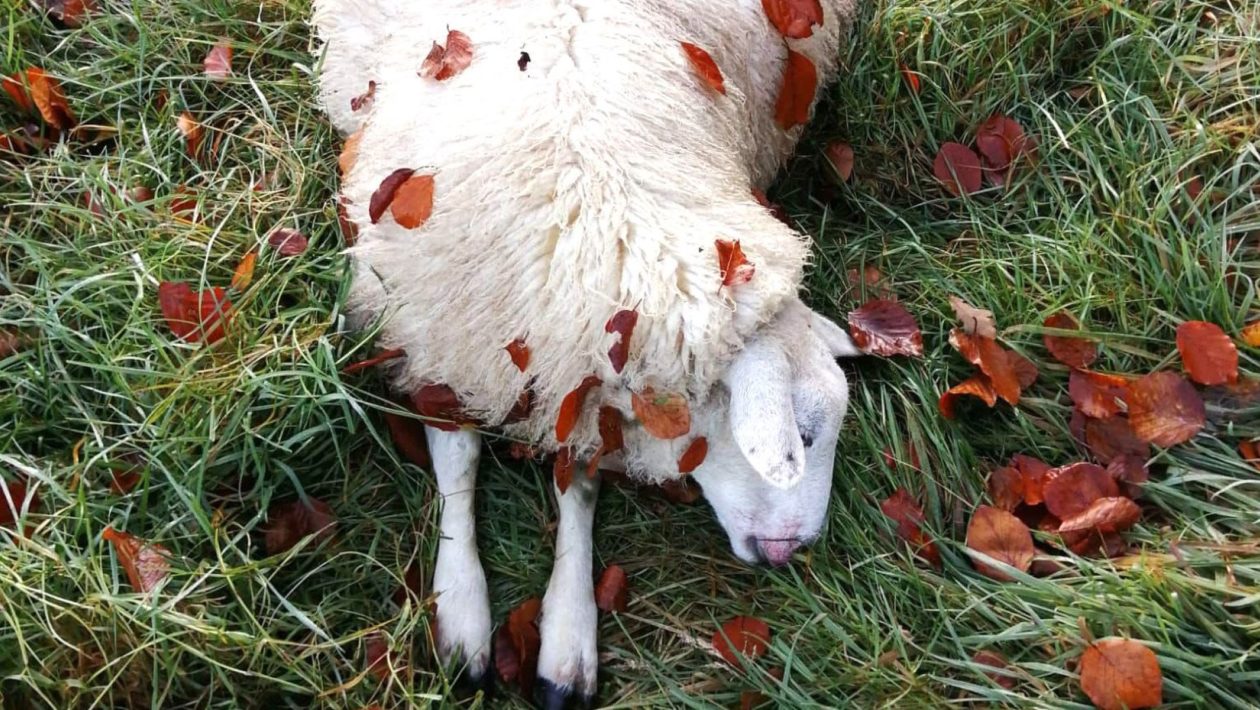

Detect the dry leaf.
xmin=350 ymin=80 xmax=376 ymax=112
xmin=267 ymin=227 xmax=308 ymax=257
xmin=900 ymin=64 xmax=921 ymax=93
xmin=681 ymin=42 xmax=725 ymax=95
xmin=1079 ymin=638 xmax=1163 ymax=710
xmin=505 ymin=338 xmax=530 ymax=372
xmin=949 ymin=296 xmax=996 ymax=339
xmin=677 ymin=437 xmax=709 ymax=474
xmin=1043 ymin=312 xmax=1098 ymax=368
xmin=383 ymin=410 xmax=431 ymax=469
xmin=1126 ymin=371 xmax=1205 ymax=447
xmin=38 ymin=0 xmax=95 ymax=26
xmin=1082 ymin=414 xmax=1150 ymax=464
xmin=848 ymin=299 xmax=923 ymax=356
xmin=411 ymin=383 xmax=479 ymax=431
xmin=938 ymin=375 xmax=999 ymax=418
xmin=774 ymin=50 xmax=817 ymax=130
xmin=1240 ymin=320 xmax=1260 ymax=347
xmin=553 ymin=447 xmax=576 ymax=494
xmin=390 ymin=173 xmax=435 ymax=229
xmin=419 ymin=30 xmax=473 ymax=81
xmin=495 ymin=597 xmax=542 ymax=696
xmin=556 ymin=375 xmax=602 ymax=443
xmin=203 ymin=41 xmax=233 ymax=80
xmin=157 ymin=281 xmax=232 ymax=344
xmin=934 ymin=142 xmax=982 ymax=196
xmin=1069 ymin=370 xmax=1130 ymax=419
xmin=176 ymin=111 xmax=203 ymax=159
xmin=594 ymin=565 xmax=628 ymax=613
xmin=965 ymin=505 xmax=1034 ymax=581
xmin=972 ymin=650 xmax=1017 ymax=690
xmin=761 ymin=0 xmax=824 ymax=38
xmin=716 ymin=239 xmax=755 ymax=286
xmin=1176 ymin=320 xmax=1238 ymax=385
xmin=263 ymin=498 xmax=336 ymax=555
xmin=102 ymin=526 xmax=170 ymax=593
xmin=879 ymin=487 xmax=941 ymax=568
xmin=824 ymin=141 xmax=854 ymax=183
xmin=338 ymin=130 xmax=362 ymax=178
xmin=230 ymin=251 xmax=257 ymax=290
xmin=605 ymin=309 xmax=638 ymax=374
xmin=1042 ymin=462 xmax=1118 ymax=519
xmin=369 ymin=168 xmax=415 ymax=224
xmin=713 ymin=616 xmax=771 ymax=668
xmin=1058 ymin=497 xmax=1140 ymax=534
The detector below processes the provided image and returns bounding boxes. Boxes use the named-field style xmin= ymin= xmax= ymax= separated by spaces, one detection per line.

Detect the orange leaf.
xmin=716 ymin=239 xmax=755 ymax=286
xmin=495 ymin=597 xmax=542 ymax=696
xmin=1079 ymin=638 xmax=1163 ymax=710
xmin=556 ymin=375 xmax=602 ymax=443
xmin=986 ymin=466 xmax=1024 ymax=511
xmin=1126 ymin=371 xmax=1205 ymax=447
xmin=369 ymin=168 xmax=415 ymax=224
xmin=364 ymin=632 xmax=399 ymax=681
xmin=262 ymin=498 xmax=336 ymax=555
xmin=341 ymin=347 xmax=406 ymax=376
xmin=949 ymin=295 xmax=996 ymax=339
xmin=3 ymin=68 xmax=75 ymax=129
xmin=938 ymin=375 xmax=998 ymax=418
xmin=390 ymin=174 xmax=435 ymax=229
xmin=761 ymin=0 xmax=824 ymax=39
xmin=177 ymin=111 xmax=203 ymax=159
xmin=203 ymin=41 xmax=232 ymax=80
xmin=1068 ymin=370 xmax=1130 ymax=419
xmin=605 ymin=309 xmax=638 ymax=374
xmin=847 ymin=299 xmax=923 ymax=356
xmin=505 ymin=338 xmax=530 ymax=372
xmin=972 ymin=650 xmax=1017 ymax=690
xmin=231 ymin=251 xmax=257 ymax=290
xmin=419 ymin=30 xmax=473 ymax=82
xmin=949 ymin=330 xmax=1021 ymax=404
xmin=681 ymin=42 xmax=725 ymax=95
xmin=553 ymin=446 xmax=576 ymax=494
xmin=1041 ymin=462 xmax=1118 ymax=520
xmin=102 ymin=526 xmax=170 ymax=593
xmin=1043 ymin=312 xmax=1098 ymax=368
xmin=933 ymin=142 xmax=982 ymax=196
xmin=594 ymin=565 xmax=628 ymax=613
xmin=774 ymin=49 xmax=816 ymax=130
xmin=631 ymin=387 xmax=690 ymax=439
xmin=1058 ymin=497 xmax=1140 ymax=534
xmin=899 ymin=64 xmax=921 ymax=93
xmin=339 ymin=129 xmax=363 ymax=178
xmin=1176 ymin=320 xmax=1238 ymax=385
xmin=267 ymin=227 xmax=308 ymax=257
xmin=1010 ymin=454 xmax=1050 ymax=505
xmin=823 ymin=141 xmax=854 ymax=183
xmin=677 ymin=436 xmax=708 ymax=474
xmin=157 ymin=281 xmax=232 ymax=344
xmin=1241 ymin=320 xmax=1260 ymax=347
xmin=39 ymin=0 xmax=95 ymax=27
xmin=879 ymin=487 xmax=941 ymax=568
xmin=713 ymin=616 xmax=771 ymax=668
xmin=1081 ymin=413 xmax=1150 ymax=464
xmin=965 ymin=505 xmax=1034 ymax=581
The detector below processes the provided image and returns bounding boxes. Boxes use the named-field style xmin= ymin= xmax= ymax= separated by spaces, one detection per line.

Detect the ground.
xmin=2 ymin=0 xmax=1258 ymax=707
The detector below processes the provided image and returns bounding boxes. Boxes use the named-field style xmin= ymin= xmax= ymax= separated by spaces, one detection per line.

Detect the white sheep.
xmin=314 ymin=0 xmax=859 ymax=705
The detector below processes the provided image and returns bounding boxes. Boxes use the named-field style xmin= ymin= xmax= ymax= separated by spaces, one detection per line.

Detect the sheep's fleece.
xmin=316 ymin=0 xmax=855 ymax=476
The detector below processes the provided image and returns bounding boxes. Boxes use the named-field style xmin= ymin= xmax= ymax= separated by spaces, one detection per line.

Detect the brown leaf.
xmin=267 ymin=227 xmax=308 ymax=257
xmin=750 ymin=188 xmax=792 ymax=225
xmin=879 ymin=487 xmax=941 ymax=568
xmin=1058 ymin=497 xmax=1140 ymax=534
xmin=1240 ymin=439 xmax=1260 ymax=472
xmin=605 ymin=309 xmax=638 ymax=374
xmin=848 ymin=299 xmax=923 ymax=357
xmin=341 ymin=347 xmax=406 ymax=376
xmin=586 ymin=405 xmax=625 ymax=477
xmin=716 ymin=238 xmax=755 ymax=286
xmin=390 ymin=174 xmax=435 ymax=229
xmin=1010 ymin=454 xmax=1050 ymax=505
xmin=824 ymin=141 xmax=854 ymax=183
xmin=419 ymin=30 xmax=473 ymax=82
xmin=677 ymin=437 xmax=709 ymax=474
xmin=505 ymin=338 xmax=530 ymax=372
xmin=1007 ymin=350 xmax=1040 ymax=390
xmin=495 ymin=597 xmax=542 ymax=695
xmin=949 ymin=296 xmax=997 ymax=339
xmin=713 ymin=616 xmax=772 ymax=668
xmin=987 ymin=467 xmax=1024 ymax=511
xmin=369 ymin=168 xmax=415 ymax=224
xmin=231 ymin=251 xmax=257 ymax=290
xmin=1079 ymin=638 xmax=1163 ymax=710
xmin=364 ymin=632 xmax=400 ymax=681
xmin=681 ymin=42 xmax=725 ymax=95
xmin=949 ymin=330 xmax=1021 ymax=404
xmin=0 ymin=479 xmax=39 ymax=530
xmin=157 ymin=282 xmax=232 ymax=344
xmin=3 ymin=68 xmax=75 ymax=129
xmin=392 ymin=562 xmax=424 ymax=606
xmin=203 ymin=41 xmax=233 ymax=81
xmin=631 ymin=388 xmax=691 ymax=439
xmin=1042 ymin=462 xmax=1118 ymax=520
xmin=594 ymin=565 xmax=628 ymax=613
xmin=1241 ymin=320 xmax=1260 ymax=347
xmin=761 ymin=0 xmax=824 ymax=38
xmin=350 ymin=80 xmax=376 ymax=112
xmin=1126 ymin=371 xmax=1206 ymax=447
xmin=1107 ymin=454 xmax=1149 ymax=498
xmin=934 ymin=142 xmax=982 ymax=196
xmin=938 ymin=375 xmax=999 ymax=418
xmin=1082 ymin=414 xmax=1150 ymax=464
xmin=263 ymin=498 xmax=336 ymax=555
xmin=1176 ymin=320 xmax=1238 ymax=386
xmin=1069 ymin=370 xmax=1129 ymax=418
xmin=411 ymin=383 xmax=479 ymax=431
xmin=556 ymin=375 xmax=602 ymax=443
xmin=972 ymin=650 xmax=1017 ymax=690
xmin=176 ymin=111 xmax=203 ymax=159
xmin=383 ymin=409 xmax=431 ymax=469
xmin=965 ymin=505 xmax=1034 ymax=581
xmin=1043 ymin=312 xmax=1098 ymax=368
xmin=102 ymin=526 xmax=170 ymax=593
xmin=975 ymin=115 xmax=1035 ymax=184
xmin=774 ymin=49 xmax=817 ymax=130
xmin=553 ymin=446 xmax=575 ymax=495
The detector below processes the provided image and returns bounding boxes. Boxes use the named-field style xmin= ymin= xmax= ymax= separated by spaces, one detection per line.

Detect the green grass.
xmin=2 ymin=0 xmax=1259 ymax=707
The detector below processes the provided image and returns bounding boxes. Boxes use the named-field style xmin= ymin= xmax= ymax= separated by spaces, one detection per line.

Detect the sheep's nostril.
xmin=755 ymin=538 xmax=803 ymax=567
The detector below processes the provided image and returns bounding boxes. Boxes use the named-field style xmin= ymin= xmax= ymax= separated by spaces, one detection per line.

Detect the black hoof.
xmin=456 ymin=666 xmax=495 ymax=698
xmin=535 ymin=677 xmax=594 ymax=710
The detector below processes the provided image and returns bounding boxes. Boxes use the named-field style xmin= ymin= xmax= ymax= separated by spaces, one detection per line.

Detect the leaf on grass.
xmin=556 ymin=375 xmax=602 ymax=443
xmin=392 ymin=561 xmax=424 ymax=607
xmin=383 ymin=410 xmax=430 ymax=469
xmin=263 ymin=498 xmax=336 ymax=555
xmin=1081 ymin=413 xmax=1149 ymax=464
xmin=1011 ymin=454 xmax=1050 ymax=505
xmin=681 ymin=42 xmax=725 ymax=95
xmin=949 ymin=296 xmax=997 ymax=339
xmin=365 ymin=632 xmax=403 ymax=681
xmin=1042 ymin=462 xmax=1118 ymax=519
xmin=267 ymin=227 xmax=308 ymax=257
xmin=350 ymin=80 xmax=376 ymax=112
xmin=933 ymin=142 xmax=982 ymax=196
xmin=1241 ymin=320 xmax=1260 ymax=348
xmin=1107 ymin=454 xmax=1149 ymax=499
xmin=972 ymin=650 xmax=1017 ymax=690
xmin=369 ymin=168 xmax=415 ymax=224
xmin=1176 ymin=320 xmax=1238 ymax=386
xmin=2 ymin=68 xmax=75 ymax=129
xmin=203 ymin=41 xmax=233 ymax=80
xmin=761 ymin=0 xmax=824 ymax=38
xmin=774 ymin=49 xmax=817 ymax=130
xmin=899 ymin=64 xmax=920 ymax=93
xmin=713 ymin=616 xmax=771 ymax=668
xmin=411 ymin=383 xmax=479 ymax=432
xmin=716 ymin=239 xmax=755 ymax=287
xmin=987 ymin=467 xmax=1024 ymax=511
xmin=660 ymin=477 xmax=703 ymax=504
xmin=750 ymin=187 xmax=792 ymax=225
xmin=949 ymin=330 xmax=1021 ymax=404
xmin=879 ymin=487 xmax=941 ymax=568
xmin=823 ymin=141 xmax=854 ymax=183
xmin=231 ymin=251 xmax=257 ymax=290
xmin=975 ymin=115 xmax=1035 ymax=185
xmin=1079 ymin=638 xmax=1163 ymax=710
xmin=0 ymin=479 xmax=38 ymax=530
xmin=102 ymin=526 xmax=169 ymax=593
xmin=938 ymin=375 xmax=998 ymax=418
xmin=1043 ymin=312 xmax=1098 ymax=368
xmin=495 ymin=597 xmax=542 ymax=696
xmin=177 ymin=111 xmax=203 ymax=159
xmin=594 ymin=565 xmax=628 ymax=613
xmin=1069 ymin=370 xmax=1129 ymax=418
xmin=631 ymin=387 xmax=691 ymax=439
xmin=965 ymin=505 xmax=1033 ymax=581
xmin=157 ymin=281 xmax=232 ymax=344
xmin=848 ymin=299 xmax=923 ymax=356
xmin=419 ymin=30 xmax=473 ymax=81
xmin=38 ymin=0 xmax=95 ymax=26
xmin=1126 ymin=371 xmax=1205 ymax=447
xmin=390 ymin=174 xmax=435 ymax=229
xmin=1058 ymin=497 xmax=1140 ymax=534
xmin=605 ymin=309 xmax=638 ymax=374
xmin=678 ymin=437 xmax=708 ymax=474
xmin=505 ymin=338 xmax=530 ymax=372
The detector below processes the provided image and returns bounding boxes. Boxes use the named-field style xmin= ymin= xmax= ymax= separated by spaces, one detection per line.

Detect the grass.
xmin=2 ymin=0 xmax=1259 ymax=706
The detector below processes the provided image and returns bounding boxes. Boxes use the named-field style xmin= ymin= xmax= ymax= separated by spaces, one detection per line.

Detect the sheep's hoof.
xmin=455 ymin=659 xmax=495 ymax=699
xmin=535 ymin=677 xmax=594 ymax=710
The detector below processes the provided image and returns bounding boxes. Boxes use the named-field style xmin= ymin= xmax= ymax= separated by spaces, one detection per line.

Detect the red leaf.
xmin=677 ymin=437 xmax=709 ymax=474
xmin=350 ymin=80 xmax=376 ymax=112
xmin=750 ymin=187 xmax=792 ymax=225
xmin=933 ymin=142 xmax=982 ymax=196
xmin=1043 ymin=312 xmax=1098 ymax=368
xmin=263 ymin=498 xmax=336 ymax=555
xmin=631 ymin=388 xmax=691 ymax=439
xmin=1011 ymin=454 xmax=1051 ymax=505
xmin=949 ymin=330 xmax=1021 ymax=404
xmin=419 ymin=30 xmax=473 ymax=82
xmin=972 ymin=650 xmax=1017 ymax=690
xmin=716 ymin=239 xmax=755 ymax=287
xmin=1058 ymin=497 xmax=1140 ymax=534
xmin=965 ymin=505 xmax=1034 ymax=581
xmin=556 ymin=375 xmax=602 ymax=443
xmin=411 ymin=383 xmax=479 ymax=432
xmin=681 ymin=42 xmax=725 ymax=95
xmin=899 ymin=64 xmax=921 ymax=93
xmin=341 ymin=347 xmax=406 ymax=376
xmin=369 ymin=168 xmax=415 ymax=224
xmin=938 ymin=375 xmax=999 ymax=418
xmin=203 ymin=41 xmax=233 ymax=80
xmin=713 ymin=616 xmax=772 ymax=668
xmin=390 ymin=174 xmax=435 ymax=229
xmin=847 ymin=299 xmax=923 ymax=357
xmin=1107 ymin=454 xmax=1149 ymax=498
xmin=586 ymin=405 xmax=625 ymax=477
xmin=364 ymin=632 xmax=395 ymax=681
xmin=157 ymin=282 xmax=232 ymax=344
xmin=102 ymin=526 xmax=170 ymax=593
xmin=1082 ymin=414 xmax=1150 ymax=464
xmin=1079 ymin=638 xmax=1163 ymax=710
xmin=338 ymin=130 xmax=362 ymax=178
xmin=1069 ymin=370 xmax=1130 ymax=419
xmin=987 ymin=466 xmax=1024 ymax=511
xmin=880 ymin=487 xmax=941 ymax=568
xmin=495 ymin=597 xmax=542 ymax=696
xmin=3 ymin=68 xmax=75 ymax=129
xmin=0 ymin=479 xmax=39 ymax=530
xmin=824 ymin=141 xmax=854 ymax=183
xmin=1176 ymin=321 xmax=1238 ymax=385
xmin=1042 ymin=462 xmax=1118 ymax=520
xmin=267 ymin=227 xmax=308 ymax=257
xmin=975 ymin=115 xmax=1034 ymax=178
xmin=1007 ymin=350 xmax=1040 ymax=390
xmin=231 ymin=251 xmax=257 ymax=290
xmin=176 ymin=111 xmax=203 ymax=159
xmin=761 ymin=0 xmax=824 ymax=39
xmin=505 ymin=338 xmax=530 ymax=372
xmin=553 ymin=446 xmax=575 ymax=495
xmin=39 ymin=0 xmax=95 ymax=27
xmin=392 ymin=562 xmax=424 ymax=606
xmin=594 ymin=565 xmax=628 ymax=613
xmin=774 ymin=50 xmax=817 ymax=130
xmin=605 ymin=309 xmax=638 ymax=374
xmin=383 ymin=410 xmax=431 ymax=468
xmin=1126 ymin=371 xmax=1206 ymax=447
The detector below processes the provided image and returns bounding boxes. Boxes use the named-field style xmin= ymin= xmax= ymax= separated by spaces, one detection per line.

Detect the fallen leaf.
xmin=899 ymin=64 xmax=921 ymax=93
xmin=586 ymin=405 xmax=625 ymax=477
xmin=631 ymin=388 xmax=691 ymax=439
xmin=553 ymin=446 xmax=576 ymax=494
xmin=341 ymin=347 xmax=406 ymax=375
xmin=716 ymin=239 xmax=756 ymax=287
xmin=972 ymin=650 xmax=1017 ymax=690
xmin=503 ymin=386 xmax=536 ymax=425
xmin=1106 ymin=455 xmax=1149 ymax=498
xmin=1241 ymin=320 xmax=1260 ymax=347
xmin=879 ymin=487 xmax=941 ymax=568
xmin=965 ymin=505 xmax=1034 ymax=581
xmin=364 ymin=632 xmax=398 ymax=681
xmin=750 ymin=188 xmax=792 ymax=225
xmin=949 ymin=296 xmax=997 ymax=339
xmin=848 ymin=299 xmax=923 ymax=356
xmin=231 ymin=251 xmax=257 ymax=290
xmin=267 ymin=227 xmax=308 ymax=257
xmin=262 ymin=498 xmax=336 ymax=555
xmin=824 ymin=141 xmax=854 ymax=183
xmin=411 ymin=383 xmax=479 ymax=431
xmin=556 ymin=375 xmax=602 ymax=443
xmin=350 ymin=80 xmax=376 ymax=112
xmin=605 ymin=309 xmax=638 ymax=374
xmin=677 ymin=437 xmax=709 ymax=474
xmin=369 ymin=168 xmax=415 ymax=224
xmin=518 ymin=52 xmax=531 ymax=71
xmin=975 ymin=115 xmax=1035 ymax=184
xmin=713 ymin=616 xmax=772 ymax=668
xmin=1082 ymin=414 xmax=1150 ymax=464
xmin=1063 ymin=529 xmax=1129 ymax=558
xmin=1043 ymin=312 xmax=1098 ymax=368
xmin=1042 ymin=462 xmax=1118 ymax=519
xmin=390 ymin=173 xmax=435 ymax=229
xmin=102 ymin=526 xmax=170 ymax=593
xmin=1126 ymin=371 xmax=1206 ymax=447
xmin=1069 ymin=370 xmax=1129 ymax=418
xmin=0 ymin=479 xmax=38 ymax=529
xmin=1058 ymin=497 xmax=1140 ymax=534
xmin=1176 ymin=320 xmax=1238 ymax=385
xmin=1079 ymin=638 xmax=1163 ymax=710
xmin=1011 ymin=454 xmax=1051 ymax=505
xmin=157 ymin=281 xmax=232 ymax=344
xmin=38 ymin=0 xmax=95 ymax=26
xmin=934 ymin=142 xmax=983 ymax=196
xmin=594 ymin=565 xmax=628 ymax=613
xmin=505 ymin=338 xmax=530 ymax=372
xmin=681 ymin=42 xmax=725 ymax=95
xmin=392 ymin=561 xmax=424 ymax=606
xmin=1007 ymin=350 xmax=1040 ymax=390
xmin=383 ymin=410 xmax=431 ymax=469
xmin=177 ymin=111 xmax=203 ymax=159
xmin=949 ymin=330 xmax=1021 ymax=404
xmin=761 ymin=0 xmax=824 ymax=38
xmin=774 ymin=49 xmax=817 ymax=130
xmin=987 ymin=467 xmax=1024 ymax=511
xmin=203 ymin=41 xmax=233 ymax=81
xmin=495 ymin=597 xmax=542 ymax=695
xmin=109 ymin=465 xmax=141 ymax=494
xmin=2 ymin=68 xmax=75 ymax=129
xmin=419 ymin=30 xmax=473 ymax=82
xmin=938 ymin=375 xmax=999 ymax=418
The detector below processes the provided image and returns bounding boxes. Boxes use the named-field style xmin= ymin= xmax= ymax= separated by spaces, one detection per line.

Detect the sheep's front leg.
xmin=536 ymin=472 xmax=601 ymax=709
xmin=426 ymin=426 xmax=493 ymax=688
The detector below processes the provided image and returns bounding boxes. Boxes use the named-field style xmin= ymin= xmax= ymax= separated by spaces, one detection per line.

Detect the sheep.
xmin=313 ymin=0 xmax=859 ymax=705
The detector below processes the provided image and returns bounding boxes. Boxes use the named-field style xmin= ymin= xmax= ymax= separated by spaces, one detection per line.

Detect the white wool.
xmin=315 ymin=0 xmax=855 ymax=467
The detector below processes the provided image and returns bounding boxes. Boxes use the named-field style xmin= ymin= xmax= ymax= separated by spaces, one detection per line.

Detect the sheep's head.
xmin=689 ymin=299 xmax=860 ymax=566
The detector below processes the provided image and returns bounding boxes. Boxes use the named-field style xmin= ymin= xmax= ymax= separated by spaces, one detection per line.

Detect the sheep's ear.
xmin=811 ymin=310 xmax=863 ymax=358
xmin=724 ymin=338 xmax=806 ymax=489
